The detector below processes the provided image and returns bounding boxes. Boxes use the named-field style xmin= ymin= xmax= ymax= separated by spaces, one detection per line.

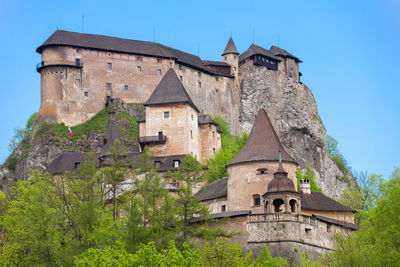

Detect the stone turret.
xmin=222 ymin=37 xmax=239 ymax=78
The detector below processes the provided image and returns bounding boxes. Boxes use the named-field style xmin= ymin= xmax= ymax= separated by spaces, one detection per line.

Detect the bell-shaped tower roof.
xmin=222 ymin=37 xmax=239 ymax=56
xmin=227 ymin=108 xmax=297 ymax=167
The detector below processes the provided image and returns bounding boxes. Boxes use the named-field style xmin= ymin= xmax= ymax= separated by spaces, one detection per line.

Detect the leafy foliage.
xmin=8 ymin=112 xmax=37 ymax=152
xmin=340 ymin=171 xmax=384 ymax=224
xmin=326 ymin=134 xmax=351 ymax=175
xmin=206 ymin=116 xmax=248 ymax=183
xmin=296 ymin=165 xmax=322 ymax=192
xmin=316 ymin=167 xmax=400 ymax=266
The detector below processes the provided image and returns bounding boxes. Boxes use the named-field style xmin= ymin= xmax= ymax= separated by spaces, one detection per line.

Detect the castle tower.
xmin=226 ymin=108 xmax=298 ymax=213
xmin=222 ymin=37 xmax=239 ymax=79
xmin=139 ymin=68 xmax=201 ymax=159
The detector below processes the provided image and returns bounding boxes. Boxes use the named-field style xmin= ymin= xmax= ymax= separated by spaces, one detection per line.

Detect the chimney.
xmin=158 ymin=131 xmax=163 ymax=141
xmin=300 ymin=179 xmax=311 ymax=194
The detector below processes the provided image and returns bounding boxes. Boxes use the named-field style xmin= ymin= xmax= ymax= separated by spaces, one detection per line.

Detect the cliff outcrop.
xmin=0 ymin=100 xmax=142 ymax=187
xmin=239 ymin=66 xmax=354 ymax=199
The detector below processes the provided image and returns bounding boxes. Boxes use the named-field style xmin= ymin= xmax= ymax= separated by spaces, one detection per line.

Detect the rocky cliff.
xmin=239 ymin=65 xmax=354 ymax=199
xmin=0 ymin=100 xmax=143 ymax=187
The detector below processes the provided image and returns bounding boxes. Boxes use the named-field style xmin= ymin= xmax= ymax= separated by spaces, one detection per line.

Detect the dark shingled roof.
xmin=313 ymin=214 xmax=359 ymax=230
xmin=203 ymin=60 xmax=230 ymax=67
xmin=37 ymin=30 xmax=214 ymax=74
xmin=46 ymin=152 xmax=88 ymax=174
xmin=194 ymin=177 xmax=228 ymax=201
xmin=269 ymin=45 xmax=302 ymax=63
xmin=301 ymin=192 xmax=355 ymax=212
xmin=191 ymin=210 xmax=251 ymax=223
xmin=227 ymin=109 xmax=297 ymax=167
xmin=239 ymin=44 xmax=280 ymax=63
xmin=100 ymin=104 xmax=121 ymax=156
xmin=153 ymin=154 xmax=187 ymax=172
xmin=222 ymin=37 xmax=239 ymax=56
xmin=144 ymin=68 xmax=200 ymax=112
xmin=198 ymin=114 xmax=218 ymax=126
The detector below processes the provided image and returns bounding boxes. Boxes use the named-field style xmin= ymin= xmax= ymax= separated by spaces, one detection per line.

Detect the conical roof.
xmin=227 ymin=109 xmax=297 ymax=167
xmin=144 ymin=68 xmax=199 ymax=112
xmin=100 ymin=103 xmax=121 ymax=155
xmin=222 ymin=37 xmax=239 ymax=56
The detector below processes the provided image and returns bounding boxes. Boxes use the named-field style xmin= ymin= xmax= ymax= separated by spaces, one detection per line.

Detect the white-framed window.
xmin=173 ymin=160 xmax=180 ymax=168
xmin=164 ymin=111 xmax=170 ymax=118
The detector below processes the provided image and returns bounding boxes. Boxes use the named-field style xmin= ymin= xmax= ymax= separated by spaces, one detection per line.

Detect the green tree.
xmin=206 ymin=116 xmax=248 ymax=183
xmin=296 ymin=165 xmax=322 ymax=192
xmin=0 ymin=170 xmax=63 ymax=266
xmin=319 ymin=167 xmax=400 ymax=266
xmin=340 ymin=171 xmax=384 ymax=224
xmin=326 ymin=134 xmax=351 ymax=174
xmin=8 ymin=112 xmax=37 ymax=152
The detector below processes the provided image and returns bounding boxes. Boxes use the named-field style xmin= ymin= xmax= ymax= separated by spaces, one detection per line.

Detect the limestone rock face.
xmin=239 ymin=65 xmax=353 ymax=199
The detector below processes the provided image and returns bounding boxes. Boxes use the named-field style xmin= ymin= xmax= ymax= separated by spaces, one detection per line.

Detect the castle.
xmin=36 ymin=30 xmax=301 ymax=135
xmin=40 ymin=31 xmax=356 ymax=261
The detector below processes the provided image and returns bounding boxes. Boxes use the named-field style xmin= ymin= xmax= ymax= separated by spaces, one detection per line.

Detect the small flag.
xmin=68 ymin=128 xmax=74 ymax=137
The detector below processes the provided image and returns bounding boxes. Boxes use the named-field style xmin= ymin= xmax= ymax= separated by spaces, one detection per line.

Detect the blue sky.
xmin=1 ymin=0 xmax=399 ymax=179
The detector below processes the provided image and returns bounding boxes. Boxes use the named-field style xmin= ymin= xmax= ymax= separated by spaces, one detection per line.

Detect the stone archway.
xmin=272 ymin=198 xmax=284 ymax=212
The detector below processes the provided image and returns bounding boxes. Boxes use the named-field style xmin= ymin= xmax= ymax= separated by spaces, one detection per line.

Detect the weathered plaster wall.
xmin=144 ymin=104 xmax=199 ymax=158
xmin=301 ymin=209 xmax=355 ymax=224
xmin=203 ymin=197 xmax=227 ymax=214
xmin=198 ymin=124 xmax=221 ymax=164
xmin=227 ymin=161 xmax=298 ymax=213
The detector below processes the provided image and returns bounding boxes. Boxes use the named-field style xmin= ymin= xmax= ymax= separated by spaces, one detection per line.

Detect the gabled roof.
xmin=194 ymin=177 xmax=228 ymax=201
xmin=37 ymin=30 xmax=213 ymax=74
xmin=144 ymin=68 xmax=200 ymax=112
xmin=227 ymin=109 xmax=297 ymax=167
xmin=46 ymin=152 xmax=88 ymax=174
xmin=222 ymin=37 xmax=239 ymax=56
xmin=269 ymin=45 xmax=302 ymax=63
xmin=301 ymin=192 xmax=355 ymax=212
xmin=239 ymin=44 xmax=280 ymax=63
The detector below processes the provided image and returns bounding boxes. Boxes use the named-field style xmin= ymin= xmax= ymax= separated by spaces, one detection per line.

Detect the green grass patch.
xmin=116 ymin=112 xmax=139 ymax=140
xmin=128 ymin=103 xmax=145 ymax=118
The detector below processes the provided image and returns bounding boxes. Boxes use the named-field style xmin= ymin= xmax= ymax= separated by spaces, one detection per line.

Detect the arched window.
xmin=253 ymin=194 xmax=261 ymax=206
xmin=272 ymin=199 xmax=284 ymax=212
xmin=290 ymin=199 xmax=297 ymax=213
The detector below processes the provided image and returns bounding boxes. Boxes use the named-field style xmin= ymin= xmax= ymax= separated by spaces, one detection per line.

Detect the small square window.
xmin=215 ymin=89 xmax=219 ymax=94
xmin=215 ymin=77 xmax=219 ymax=81
xmin=154 ymin=161 xmax=161 ymax=167
xmin=213 ymin=147 xmax=216 ymax=154
xmin=75 ymin=162 xmax=80 ymax=169
xmin=180 ymin=76 xmax=183 ymax=81
xmin=224 ymin=56 xmax=227 ymax=60
xmin=75 ymin=58 xmax=80 ymax=66
xmin=157 ymin=69 xmax=162 ymax=76
xmin=107 ymin=62 xmax=112 ymax=69
xmin=106 ymin=83 xmax=112 ymax=89
xmin=84 ymin=91 xmax=88 ymax=97
xmin=221 ymin=205 xmax=226 ymax=212
xmin=164 ymin=111 xmax=170 ymax=118
xmin=191 ymin=114 xmax=194 ymax=120
xmin=137 ymin=66 xmax=141 ymax=72
xmin=157 ymin=58 xmax=162 ymax=63
xmin=234 ymin=67 xmax=237 ymax=71
xmin=124 ymin=85 xmax=128 ymax=90
xmin=198 ymin=72 xmax=201 ymax=77
xmin=234 ymin=55 xmax=237 ymax=59
xmin=212 ymin=131 xmax=215 ymax=137
xmin=137 ymin=56 xmax=142 ymax=61
xmin=75 ymin=79 xmax=80 ymax=85
xmin=198 ymin=81 xmax=201 ymax=88
xmin=253 ymin=195 xmax=261 ymax=206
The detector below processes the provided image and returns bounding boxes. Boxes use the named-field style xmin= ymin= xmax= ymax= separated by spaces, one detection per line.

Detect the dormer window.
xmin=74 ymin=162 xmax=80 ymax=169
xmin=154 ymin=161 xmax=161 ymax=167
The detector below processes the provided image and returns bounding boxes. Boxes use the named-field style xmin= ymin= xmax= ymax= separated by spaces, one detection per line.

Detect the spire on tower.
xmin=222 ymin=37 xmax=239 ymax=56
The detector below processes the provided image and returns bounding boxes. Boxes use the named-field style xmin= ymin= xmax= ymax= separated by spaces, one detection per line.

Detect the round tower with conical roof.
xmin=225 ymin=108 xmax=298 ymax=213
xmin=222 ymin=37 xmax=239 ymax=79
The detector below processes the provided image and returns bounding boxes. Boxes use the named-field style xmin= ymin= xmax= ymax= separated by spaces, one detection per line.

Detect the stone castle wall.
xmin=39 ymin=46 xmax=240 ymax=134
xmin=198 ymin=124 xmax=221 ymax=164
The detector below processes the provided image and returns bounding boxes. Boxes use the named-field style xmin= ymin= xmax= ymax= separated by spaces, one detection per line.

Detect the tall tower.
xmin=222 ymin=37 xmax=239 ymax=79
